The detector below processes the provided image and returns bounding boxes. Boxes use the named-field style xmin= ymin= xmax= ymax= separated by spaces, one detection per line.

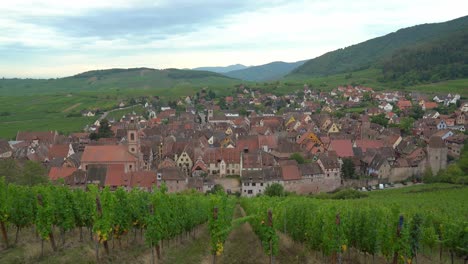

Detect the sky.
xmin=0 ymin=0 xmax=467 ymax=78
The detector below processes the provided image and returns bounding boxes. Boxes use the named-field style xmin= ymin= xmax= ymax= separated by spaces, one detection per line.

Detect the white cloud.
xmin=0 ymin=0 xmax=467 ymax=77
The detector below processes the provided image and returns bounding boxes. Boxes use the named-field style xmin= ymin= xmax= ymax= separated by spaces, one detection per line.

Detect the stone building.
xmin=426 ymin=136 xmax=448 ymax=175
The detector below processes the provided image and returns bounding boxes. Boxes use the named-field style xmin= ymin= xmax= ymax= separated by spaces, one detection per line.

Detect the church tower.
xmin=127 ymin=118 xmax=141 ymax=170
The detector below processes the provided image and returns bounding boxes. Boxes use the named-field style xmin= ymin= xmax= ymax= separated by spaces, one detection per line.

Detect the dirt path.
xmin=215 ymin=205 xmax=269 ymax=264
xmin=62 ymin=103 xmax=82 ymax=112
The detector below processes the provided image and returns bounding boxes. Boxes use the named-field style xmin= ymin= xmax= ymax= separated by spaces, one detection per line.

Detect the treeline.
xmin=381 ymin=31 xmax=468 ymax=86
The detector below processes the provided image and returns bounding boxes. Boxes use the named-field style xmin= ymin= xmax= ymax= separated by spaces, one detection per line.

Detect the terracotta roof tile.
xmin=281 ymin=164 xmax=301 ymax=181
xmin=82 ymin=145 xmax=137 ymax=163
xmin=48 ymin=167 xmax=77 ymax=181
xmin=328 ymin=139 xmax=353 ymax=157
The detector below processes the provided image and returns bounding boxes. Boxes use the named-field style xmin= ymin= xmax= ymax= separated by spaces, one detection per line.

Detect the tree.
xmin=341 ymin=158 xmax=356 ymax=179
xmin=208 ymin=184 xmax=225 ymax=195
xmin=370 ymin=113 xmax=388 ymax=127
xmin=399 ymin=117 xmax=415 ymax=134
xmin=20 ymin=161 xmax=47 ymax=186
xmin=0 ymin=159 xmax=21 ymax=183
xmin=264 ymin=183 xmax=284 ymax=197
xmin=90 ymin=119 xmax=114 ymax=140
xmin=239 ymin=107 xmax=249 ymax=117
xmin=218 ymin=98 xmax=227 ymax=110
xmin=409 ymin=105 xmax=424 ymax=120
xmin=290 ymin=153 xmax=306 ymax=164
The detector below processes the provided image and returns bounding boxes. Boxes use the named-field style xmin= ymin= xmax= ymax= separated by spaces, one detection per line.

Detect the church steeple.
xmin=127 ymin=117 xmax=141 ymax=170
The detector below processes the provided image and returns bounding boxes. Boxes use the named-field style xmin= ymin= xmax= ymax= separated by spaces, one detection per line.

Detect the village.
xmin=1 ymin=85 xmax=466 ymax=196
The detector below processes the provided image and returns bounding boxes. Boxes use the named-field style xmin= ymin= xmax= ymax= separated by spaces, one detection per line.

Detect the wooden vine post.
xmin=149 ymin=204 xmax=160 ymax=264
xmin=212 ymin=207 xmax=218 ymax=264
xmin=96 ymin=197 xmax=109 ymax=256
xmin=37 ymin=194 xmax=57 ymax=252
xmin=268 ymin=209 xmax=275 ymax=264
xmin=0 ymin=221 xmax=8 ymax=248
xmin=336 ymin=213 xmax=342 ymax=264
xmin=392 ymin=215 xmax=404 ymax=264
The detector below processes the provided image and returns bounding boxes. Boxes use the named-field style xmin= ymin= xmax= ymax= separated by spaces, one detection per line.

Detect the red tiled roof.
xmin=281 ymin=165 xmax=301 ymax=181
xmin=258 ymin=135 xmax=277 ymax=149
xmin=48 ymin=144 xmax=69 ymax=160
xmin=105 ymin=164 xmax=126 ymax=186
xmin=328 ymin=139 xmax=353 ymax=157
xmin=128 ymin=171 xmax=157 ymax=189
xmin=397 ymin=100 xmax=412 ymax=109
xmin=49 ymin=167 xmax=77 ymax=181
xmin=82 ymin=145 xmax=137 ymax=163
xmin=355 ymin=140 xmax=384 ymax=152
xmin=236 ymin=136 xmax=259 ymax=152
xmin=203 ymin=148 xmax=240 ymax=163
xmin=16 ymin=131 xmax=57 ymax=142
xmin=424 ymin=102 xmax=438 ymax=109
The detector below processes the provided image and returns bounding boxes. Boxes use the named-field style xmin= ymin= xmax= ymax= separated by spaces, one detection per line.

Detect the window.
xmin=248 ymin=190 xmax=253 ymax=194
xmin=130 ymin=133 xmax=135 ymax=141
xmin=131 ymin=147 xmax=135 ymax=152
xmin=252 ymin=183 xmax=256 ymax=186
xmin=129 ymin=165 xmax=133 ymax=170
xmin=260 ymin=183 xmax=263 ymax=186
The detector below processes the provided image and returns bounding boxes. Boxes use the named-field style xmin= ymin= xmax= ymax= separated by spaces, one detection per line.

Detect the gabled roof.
xmin=159 ymin=167 xmax=186 ymax=181
xmin=48 ymin=167 xmax=77 ymax=181
xmin=82 ymin=145 xmax=137 ymax=163
xmin=105 ymin=164 xmax=126 ymax=186
xmin=48 ymin=144 xmax=69 ymax=160
xmin=16 ymin=131 xmax=57 ymax=142
xmin=281 ymin=164 xmax=301 ymax=181
xmin=328 ymin=139 xmax=353 ymax=157
xmin=128 ymin=171 xmax=157 ymax=189
xmin=355 ymin=140 xmax=384 ymax=152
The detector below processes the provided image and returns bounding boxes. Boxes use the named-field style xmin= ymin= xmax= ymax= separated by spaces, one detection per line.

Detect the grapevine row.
xmin=241 ymin=196 xmax=467 ymax=263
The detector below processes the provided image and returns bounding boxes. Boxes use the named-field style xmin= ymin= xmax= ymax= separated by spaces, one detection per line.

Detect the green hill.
xmin=290 ymin=15 xmax=468 ymax=78
xmin=192 ymin=64 xmax=248 ymax=73
xmin=224 ymin=60 xmax=306 ymax=81
xmin=0 ymin=68 xmax=241 ymax=96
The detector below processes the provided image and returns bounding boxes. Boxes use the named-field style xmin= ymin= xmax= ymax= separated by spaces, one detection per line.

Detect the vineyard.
xmin=0 ymin=179 xmax=467 ymax=264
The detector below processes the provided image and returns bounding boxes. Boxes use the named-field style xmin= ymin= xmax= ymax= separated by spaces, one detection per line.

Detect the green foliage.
xmin=91 ymin=118 xmax=114 ymax=140
xmin=314 ymin=189 xmax=368 ymax=200
xmin=289 ymin=153 xmax=306 ymax=164
xmin=241 ymin=184 xmax=468 ymax=260
xmin=341 ymin=158 xmax=356 ymax=179
xmin=370 ymin=113 xmax=389 ymax=127
xmin=208 ymin=194 xmax=235 ymax=256
xmin=291 ymin=16 xmax=468 ymax=77
xmin=240 ymin=197 xmax=279 ymax=256
xmin=264 ymin=183 xmax=285 ymax=197
xmin=20 ymin=161 xmax=48 ymax=186
xmin=381 ymin=31 xmax=468 ymax=86
xmin=207 ymin=184 xmax=225 ymax=195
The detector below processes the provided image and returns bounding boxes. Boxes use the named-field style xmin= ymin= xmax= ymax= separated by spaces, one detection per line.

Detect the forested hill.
xmin=0 ymin=68 xmax=240 ymax=96
xmin=290 ymin=15 xmax=468 ymax=78
xmin=223 ymin=60 xmax=306 ymax=81
xmin=380 ymin=30 xmax=468 ymax=86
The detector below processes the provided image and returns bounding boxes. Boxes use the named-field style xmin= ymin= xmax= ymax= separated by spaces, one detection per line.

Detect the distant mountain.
xmin=0 ymin=68 xmax=240 ymax=96
xmin=290 ymin=15 xmax=468 ymax=80
xmin=192 ymin=64 xmax=248 ymax=73
xmin=224 ymin=60 xmax=306 ymax=81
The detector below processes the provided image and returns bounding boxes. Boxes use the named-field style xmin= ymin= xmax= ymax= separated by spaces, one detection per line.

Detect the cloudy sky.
xmin=1 ymin=0 xmax=467 ymax=78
